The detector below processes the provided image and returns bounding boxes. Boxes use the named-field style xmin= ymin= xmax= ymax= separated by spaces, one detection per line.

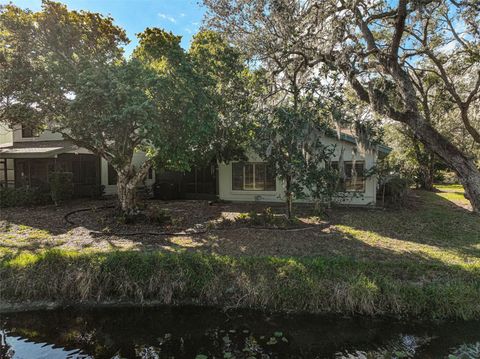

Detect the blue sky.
xmin=4 ymin=0 xmax=206 ymax=55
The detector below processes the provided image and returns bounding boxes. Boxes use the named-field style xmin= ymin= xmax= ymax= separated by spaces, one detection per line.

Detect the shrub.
xmin=145 ymin=205 xmax=172 ymax=225
xmin=435 ymin=170 xmax=458 ymax=185
xmin=236 ymin=207 xmax=290 ymax=227
xmin=379 ymin=176 xmax=408 ymax=207
xmin=0 ymin=186 xmax=51 ymax=207
xmin=90 ymin=184 xmax=105 ymax=199
xmin=262 ymin=207 xmax=275 ymax=223
xmin=49 ymin=172 xmax=74 ymax=205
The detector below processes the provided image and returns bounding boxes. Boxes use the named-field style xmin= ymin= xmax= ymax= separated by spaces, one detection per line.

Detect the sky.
xmin=4 ymin=0 xmax=207 ymax=55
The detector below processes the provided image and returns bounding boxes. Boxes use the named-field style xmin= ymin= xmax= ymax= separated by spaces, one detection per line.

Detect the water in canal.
xmin=1 ymin=306 xmax=479 ymax=358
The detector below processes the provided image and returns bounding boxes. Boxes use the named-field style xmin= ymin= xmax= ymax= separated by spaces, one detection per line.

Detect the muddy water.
xmin=1 ymin=306 xmax=479 ymax=358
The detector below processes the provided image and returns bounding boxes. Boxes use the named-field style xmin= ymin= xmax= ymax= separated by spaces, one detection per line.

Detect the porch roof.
xmin=0 ymin=140 xmax=76 ymax=159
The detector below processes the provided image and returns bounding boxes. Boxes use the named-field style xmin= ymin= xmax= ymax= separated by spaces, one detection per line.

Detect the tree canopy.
xmin=189 ymin=30 xmax=254 ymax=163
xmin=203 ymin=0 xmax=480 ymax=212
xmin=0 ymin=1 xmax=247 ymax=214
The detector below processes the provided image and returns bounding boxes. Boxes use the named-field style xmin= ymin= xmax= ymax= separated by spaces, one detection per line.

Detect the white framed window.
xmin=332 ymin=161 xmax=366 ymax=192
xmin=232 ymin=162 xmax=276 ymax=191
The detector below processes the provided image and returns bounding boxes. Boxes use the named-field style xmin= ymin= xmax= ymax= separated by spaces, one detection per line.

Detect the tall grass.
xmin=1 ymin=250 xmax=479 ymax=320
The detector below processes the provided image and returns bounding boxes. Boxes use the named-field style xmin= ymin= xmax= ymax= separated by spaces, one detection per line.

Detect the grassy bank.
xmin=1 ymin=249 xmax=479 ymax=319
xmin=0 ymin=185 xmax=479 ymax=319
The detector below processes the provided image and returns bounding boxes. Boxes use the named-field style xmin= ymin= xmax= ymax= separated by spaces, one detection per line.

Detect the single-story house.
xmin=0 ymin=124 xmax=390 ymax=205
xmin=218 ymin=134 xmax=390 ymax=206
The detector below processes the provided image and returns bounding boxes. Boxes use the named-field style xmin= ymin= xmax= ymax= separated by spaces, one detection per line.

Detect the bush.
xmin=435 ymin=170 xmax=458 ymax=185
xmin=145 ymin=205 xmax=172 ymax=225
xmin=49 ymin=172 xmax=74 ymax=205
xmin=0 ymin=186 xmax=51 ymax=207
xmin=379 ymin=176 xmax=408 ymax=207
xmin=92 ymin=185 xmax=106 ymax=199
xmin=236 ymin=207 xmax=291 ymax=227
xmin=73 ymin=184 xmax=105 ymax=199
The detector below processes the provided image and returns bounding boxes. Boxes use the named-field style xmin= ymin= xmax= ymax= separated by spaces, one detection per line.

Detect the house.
xmin=218 ymin=134 xmax=391 ymax=206
xmin=0 ymin=124 xmax=155 ymax=197
xmin=0 ymin=124 xmax=390 ymax=205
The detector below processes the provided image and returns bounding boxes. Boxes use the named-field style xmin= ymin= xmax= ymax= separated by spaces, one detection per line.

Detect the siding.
xmin=218 ymin=137 xmax=378 ymax=206
xmin=12 ymin=125 xmax=63 ymax=142
xmin=0 ymin=124 xmax=13 ymax=145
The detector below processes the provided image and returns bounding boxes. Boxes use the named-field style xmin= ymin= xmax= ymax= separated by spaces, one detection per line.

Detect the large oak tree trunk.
xmin=405 ymin=116 xmax=480 ymax=212
xmin=346 ymin=64 xmax=480 ymax=212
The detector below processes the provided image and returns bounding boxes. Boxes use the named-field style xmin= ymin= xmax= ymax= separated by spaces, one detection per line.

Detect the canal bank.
xmin=1 ymin=250 xmax=479 ymax=320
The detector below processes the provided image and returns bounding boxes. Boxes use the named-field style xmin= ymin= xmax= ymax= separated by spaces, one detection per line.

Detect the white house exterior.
xmin=219 ymin=135 xmax=389 ymax=206
xmin=1 ymin=123 xmax=389 ymax=205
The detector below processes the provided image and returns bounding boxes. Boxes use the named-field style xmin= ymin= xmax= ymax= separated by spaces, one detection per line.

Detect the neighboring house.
xmin=0 ymin=124 xmax=155 ymax=197
xmin=0 ymin=124 xmax=390 ymax=205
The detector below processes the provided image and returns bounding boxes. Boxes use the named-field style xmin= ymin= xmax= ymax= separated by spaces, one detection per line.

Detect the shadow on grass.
xmin=1 ymin=191 xmax=479 ymax=276
xmin=330 ymin=190 xmax=480 ymax=260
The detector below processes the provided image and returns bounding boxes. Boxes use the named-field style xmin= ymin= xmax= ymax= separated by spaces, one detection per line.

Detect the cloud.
xmin=180 ymin=13 xmax=186 ymax=17
xmin=158 ymin=13 xmax=177 ymax=23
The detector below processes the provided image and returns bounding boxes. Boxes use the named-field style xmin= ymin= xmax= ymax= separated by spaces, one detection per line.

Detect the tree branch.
xmin=390 ymin=0 xmax=408 ymax=60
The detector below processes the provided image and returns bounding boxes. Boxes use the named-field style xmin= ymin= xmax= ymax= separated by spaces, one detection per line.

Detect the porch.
xmin=154 ymin=163 xmax=218 ymax=200
xmin=0 ymin=141 xmax=101 ymax=198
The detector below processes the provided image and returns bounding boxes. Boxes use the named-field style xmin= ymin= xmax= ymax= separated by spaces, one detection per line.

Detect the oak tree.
xmin=204 ymin=0 xmax=480 ymax=212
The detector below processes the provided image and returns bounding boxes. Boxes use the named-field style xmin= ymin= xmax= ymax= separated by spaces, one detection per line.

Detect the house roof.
xmin=0 ymin=140 xmax=76 ymax=159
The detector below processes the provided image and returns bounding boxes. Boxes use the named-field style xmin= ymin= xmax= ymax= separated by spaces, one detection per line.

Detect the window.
xmin=21 ymin=125 xmax=39 ymax=138
xmin=108 ymin=164 xmax=117 ymax=185
xmin=148 ymin=167 xmax=154 ymax=180
xmin=232 ymin=162 xmax=276 ymax=191
xmin=344 ymin=162 xmax=365 ymax=192
xmin=332 ymin=161 xmax=365 ymax=192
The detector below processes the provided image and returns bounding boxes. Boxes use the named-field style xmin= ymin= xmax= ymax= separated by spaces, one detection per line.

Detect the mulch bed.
xmin=1 ymin=199 xmax=338 ymax=256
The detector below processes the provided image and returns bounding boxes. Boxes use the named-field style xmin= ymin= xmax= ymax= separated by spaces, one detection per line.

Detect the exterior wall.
xmin=101 ymin=153 xmax=156 ymax=195
xmin=218 ymin=138 xmax=378 ymax=206
xmin=219 ymin=152 xmax=284 ymax=203
xmin=0 ymin=124 xmax=13 ymax=145
xmin=12 ymin=124 xmax=63 ymax=142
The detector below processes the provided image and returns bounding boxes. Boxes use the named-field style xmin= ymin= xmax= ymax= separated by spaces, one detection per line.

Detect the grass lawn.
xmin=434 ymin=183 xmax=471 ymax=207
xmin=0 ymin=184 xmax=479 ymax=319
